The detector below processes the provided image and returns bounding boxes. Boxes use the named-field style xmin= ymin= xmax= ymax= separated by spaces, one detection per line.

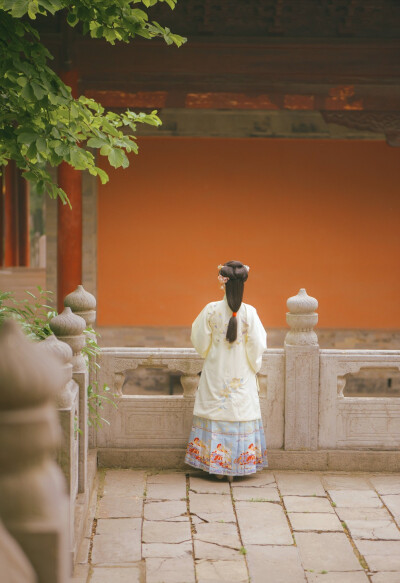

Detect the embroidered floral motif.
xmin=186 ymin=436 xmax=210 ymax=465
xmin=218 ymin=377 xmax=244 ymax=410
xmin=210 ymin=443 xmax=232 ymax=470
xmin=234 ymin=443 xmax=263 ymax=466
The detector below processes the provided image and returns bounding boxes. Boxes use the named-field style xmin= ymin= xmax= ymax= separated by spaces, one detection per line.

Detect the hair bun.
xmin=220 ymin=260 xmax=249 ymax=282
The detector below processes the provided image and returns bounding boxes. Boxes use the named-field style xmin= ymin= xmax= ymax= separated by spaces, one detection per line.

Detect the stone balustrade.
xmin=93 ymin=289 xmax=400 ymax=471
xmin=0 ymin=320 xmax=69 ymax=582
xmin=50 ymin=286 xmax=95 ymax=495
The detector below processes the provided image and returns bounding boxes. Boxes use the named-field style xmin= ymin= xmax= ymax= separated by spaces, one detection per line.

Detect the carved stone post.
xmin=284 ymin=288 xmax=319 ymax=450
xmin=39 ymin=335 xmax=79 ymax=548
xmin=64 ymin=285 xmax=97 ymax=448
xmin=64 ymin=284 xmax=96 ymax=329
xmin=0 ymin=320 xmax=69 ymax=582
xmin=50 ymin=308 xmax=88 ymax=493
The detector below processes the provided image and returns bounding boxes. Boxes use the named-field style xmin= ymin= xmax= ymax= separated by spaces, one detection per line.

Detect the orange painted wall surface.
xmin=97 ymin=138 xmax=400 ymax=329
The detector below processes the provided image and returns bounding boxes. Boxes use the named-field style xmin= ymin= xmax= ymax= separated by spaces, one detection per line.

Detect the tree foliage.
xmin=0 ymin=0 xmax=185 ymax=203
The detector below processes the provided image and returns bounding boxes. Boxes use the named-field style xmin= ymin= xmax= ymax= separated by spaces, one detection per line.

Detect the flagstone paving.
xmin=71 ymin=469 xmax=400 ymax=583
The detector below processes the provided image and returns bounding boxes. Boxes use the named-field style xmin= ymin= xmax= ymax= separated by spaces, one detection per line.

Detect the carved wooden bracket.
xmin=322 ymin=111 xmax=400 ymax=147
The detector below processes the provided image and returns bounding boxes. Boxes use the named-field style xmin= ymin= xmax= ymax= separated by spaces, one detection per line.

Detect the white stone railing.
xmin=95 ymin=347 xmax=285 ymax=451
xmin=93 ymin=289 xmax=400 ymax=457
xmin=319 ymin=349 xmax=400 ymax=449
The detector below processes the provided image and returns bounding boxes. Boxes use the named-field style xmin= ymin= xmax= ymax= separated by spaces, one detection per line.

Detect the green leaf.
xmin=26 ymin=142 xmax=37 ymax=159
xmin=70 ymin=148 xmax=86 ymax=169
xmin=96 ymin=167 xmax=109 ymax=184
xmin=16 ymin=76 xmax=28 ymax=87
xmin=107 ymin=148 xmax=129 ymax=169
xmin=17 ymin=131 xmax=38 ymax=145
xmin=21 ymin=82 xmax=34 ymax=101
xmin=54 ymin=142 xmax=69 ymax=156
xmin=31 ymin=81 xmax=47 ymax=100
xmin=36 ymin=137 xmax=46 ymax=152
xmin=87 ymin=137 xmax=107 ymax=149
xmin=100 ymin=144 xmax=112 ymax=156
xmin=7 ymin=0 xmax=29 ymax=18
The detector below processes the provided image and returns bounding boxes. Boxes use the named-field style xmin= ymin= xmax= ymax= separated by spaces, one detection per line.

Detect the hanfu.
xmin=185 ymin=296 xmax=268 ymax=476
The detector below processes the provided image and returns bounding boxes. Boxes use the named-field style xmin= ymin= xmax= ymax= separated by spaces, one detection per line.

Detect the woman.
xmin=185 ymin=260 xmax=268 ymax=481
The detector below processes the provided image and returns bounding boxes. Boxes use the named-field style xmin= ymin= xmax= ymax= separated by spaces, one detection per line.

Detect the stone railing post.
xmin=39 ymin=335 xmax=79 ymax=549
xmin=64 ymin=285 xmax=96 ymax=329
xmin=64 ymin=285 xmax=97 ymax=448
xmin=50 ymin=307 xmax=88 ymax=493
xmin=284 ymin=288 xmax=319 ymax=450
xmin=0 ymin=320 xmax=69 ymax=582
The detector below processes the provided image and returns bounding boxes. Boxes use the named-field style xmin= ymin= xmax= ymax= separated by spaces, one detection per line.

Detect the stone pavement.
xmin=71 ymin=469 xmax=400 ymax=583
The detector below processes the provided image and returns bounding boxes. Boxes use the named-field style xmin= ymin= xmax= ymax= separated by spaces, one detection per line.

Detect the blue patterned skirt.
xmin=185 ymin=415 xmax=268 ymax=476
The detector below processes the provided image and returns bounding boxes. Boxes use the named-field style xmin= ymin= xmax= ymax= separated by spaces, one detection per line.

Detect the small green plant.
xmin=0 ymin=287 xmax=118 ymax=428
xmin=0 ymin=287 xmax=56 ymax=339
xmin=249 ymin=498 xmax=270 ymax=502
xmin=83 ymin=326 xmax=118 ymax=428
xmin=331 ymin=502 xmax=337 ymax=507
xmin=87 ymin=381 xmax=118 ymax=428
xmin=239 ymin=547 xmax=247 ymax=555
xmin=320 ymin=570 xmax=328 ymax=574
xmin=74 ymin=414 xmax=82 ymax=437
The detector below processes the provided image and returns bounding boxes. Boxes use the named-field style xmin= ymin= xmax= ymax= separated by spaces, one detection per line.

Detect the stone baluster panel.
xmin=284 ymin=288 xmax=319 ymax=450
xmin=0 ymin=320 xmax=69 ymax=582
xmin=39 ymin=335 xmax=79 ymax=548
xmin=180 ymin=373 xmax=200 ymax=397
xmin=50 ymin=307 xmax=88 ymax=493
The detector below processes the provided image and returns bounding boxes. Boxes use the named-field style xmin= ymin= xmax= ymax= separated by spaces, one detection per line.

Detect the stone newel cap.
xmin=64 ymin=285 xmax=96 ymax=311
xmin=39 ymin=334 xmax=73 ymax=365
xmin=49 ymin=307 xmax=86 ymax=337
xmin=287 ymin=288 xmax=318 ymax=314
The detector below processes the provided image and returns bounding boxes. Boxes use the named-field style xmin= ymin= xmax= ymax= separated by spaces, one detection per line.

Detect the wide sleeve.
xmin=191 ymin=303 xmax=213 ymax=358
xmin=245 ymin=306 xmax=267 ymax=373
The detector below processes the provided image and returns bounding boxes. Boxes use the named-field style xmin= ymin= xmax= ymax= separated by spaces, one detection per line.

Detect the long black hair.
xmin=219 ymin=260 xmax=248 ymax=343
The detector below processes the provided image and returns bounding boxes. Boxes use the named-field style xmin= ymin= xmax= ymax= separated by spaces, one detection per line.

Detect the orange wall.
xmin=97 ymin=138 xmax=400 ymax=328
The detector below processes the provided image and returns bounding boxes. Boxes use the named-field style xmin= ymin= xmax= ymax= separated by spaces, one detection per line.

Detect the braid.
xmin=219 ymin=261 xmax=248 ymax=343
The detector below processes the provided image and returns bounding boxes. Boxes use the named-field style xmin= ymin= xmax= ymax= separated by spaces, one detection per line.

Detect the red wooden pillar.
xmin=17 ymin=174 xmax=30 ymax=267
xmin=57 ymin=70 xmax=82 ymax=312
xmin=4 ymin=161 xmax=18 ymax=267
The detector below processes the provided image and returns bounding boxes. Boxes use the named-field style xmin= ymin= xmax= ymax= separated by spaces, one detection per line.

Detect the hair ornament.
xmin=218 ymin=274 xmax=229 ymax=289
xmin=217 ymin=264 xmax=224 ymax=270
xmin=244 ymin=265 xmax=250 ymax=272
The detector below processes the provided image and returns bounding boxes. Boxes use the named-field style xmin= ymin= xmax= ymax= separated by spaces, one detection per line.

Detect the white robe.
xmin=191 ymin=297 xmax=267 ymax=422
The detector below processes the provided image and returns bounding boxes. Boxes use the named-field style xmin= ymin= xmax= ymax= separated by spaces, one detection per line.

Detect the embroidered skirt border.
xmin=185 ymin=415 xmax=268 ymax=476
